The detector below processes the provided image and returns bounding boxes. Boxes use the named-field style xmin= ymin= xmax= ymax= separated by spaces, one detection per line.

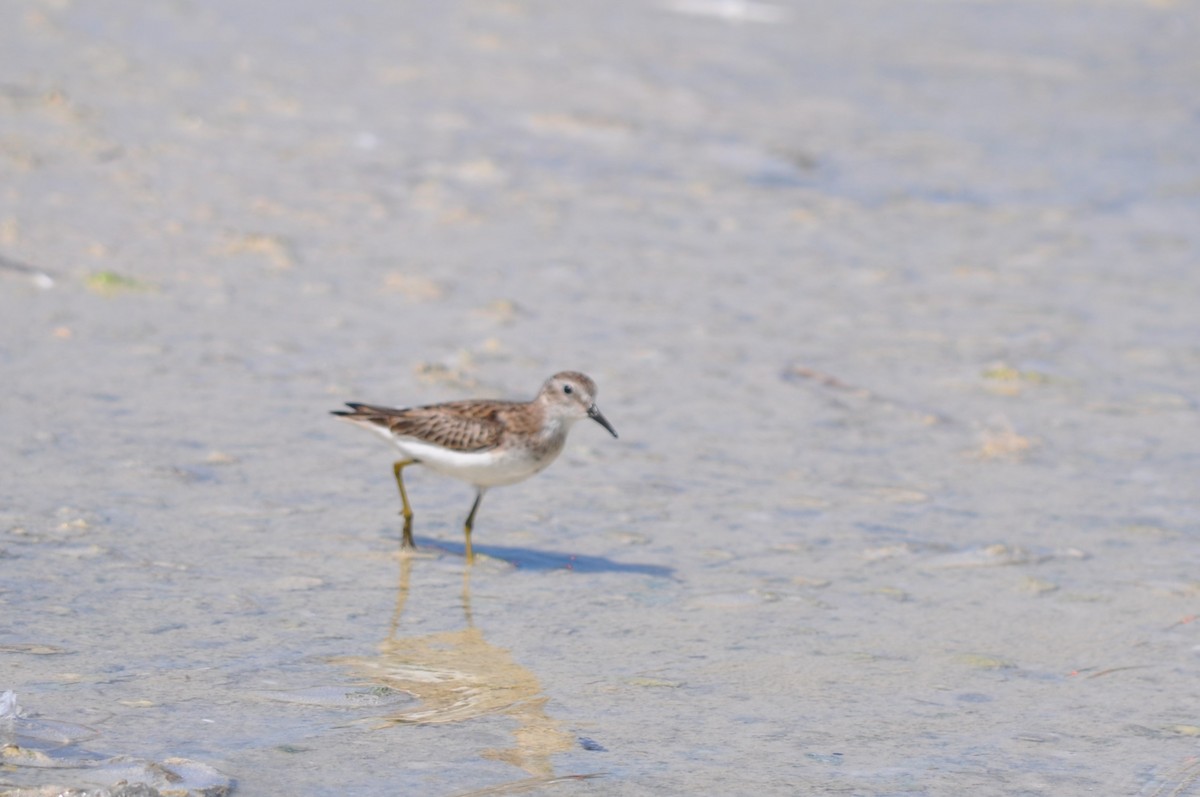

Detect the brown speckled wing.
xmin=336 ymin=400 xmax=511 ymax=452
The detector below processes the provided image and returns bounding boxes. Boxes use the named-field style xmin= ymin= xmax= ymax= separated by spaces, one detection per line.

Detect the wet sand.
xmin=2 ymin=0 xmax=1199 ymax=794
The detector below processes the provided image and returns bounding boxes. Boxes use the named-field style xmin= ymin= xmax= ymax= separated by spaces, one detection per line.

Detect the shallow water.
xmin=2 ymin=0 xmax=1200 ymax=794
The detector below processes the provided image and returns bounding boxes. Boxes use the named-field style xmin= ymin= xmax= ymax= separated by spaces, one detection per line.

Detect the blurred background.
xmin=2 ymin=1 xmax=1199 ymax=795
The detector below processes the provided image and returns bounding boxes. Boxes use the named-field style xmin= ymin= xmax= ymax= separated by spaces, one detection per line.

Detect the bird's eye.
xmin=563 ymin=384 xmax=573 ymax=394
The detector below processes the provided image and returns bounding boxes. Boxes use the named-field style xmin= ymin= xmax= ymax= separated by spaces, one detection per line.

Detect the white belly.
xmin=388 ymin=436 xmax=563 ymax=488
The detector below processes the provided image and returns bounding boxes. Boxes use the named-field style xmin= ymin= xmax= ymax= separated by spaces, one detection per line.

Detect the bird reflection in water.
xmin=334 ymin=557 xmax=579 ymax=779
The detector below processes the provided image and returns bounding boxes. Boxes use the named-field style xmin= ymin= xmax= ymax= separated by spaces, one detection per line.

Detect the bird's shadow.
xmin=418 ymin=538 xmax=675 ymax=577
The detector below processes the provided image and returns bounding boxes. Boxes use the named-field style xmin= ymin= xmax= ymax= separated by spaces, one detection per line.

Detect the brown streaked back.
xmin=332 ymin=400 xmax=514 ymax=452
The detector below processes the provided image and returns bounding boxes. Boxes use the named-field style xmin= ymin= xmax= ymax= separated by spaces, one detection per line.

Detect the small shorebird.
xmin=332 ymin=371 xmax=618 ymax=563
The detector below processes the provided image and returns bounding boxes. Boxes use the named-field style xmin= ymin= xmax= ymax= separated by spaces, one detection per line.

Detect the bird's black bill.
xmin=588 ymin=405 xmax=618 ymax=438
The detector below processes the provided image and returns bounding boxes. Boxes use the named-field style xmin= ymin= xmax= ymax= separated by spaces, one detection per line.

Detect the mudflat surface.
xmin=2 ymin=1 xmax=1199 ymax=795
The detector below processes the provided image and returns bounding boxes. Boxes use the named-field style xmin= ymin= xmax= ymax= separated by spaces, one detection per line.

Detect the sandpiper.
xmin=332 ymin=371 xmax=618 ymax=563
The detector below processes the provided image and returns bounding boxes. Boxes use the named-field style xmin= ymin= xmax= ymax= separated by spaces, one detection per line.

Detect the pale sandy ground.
xmin=2 ymin=1 xmax=1200 ymax=795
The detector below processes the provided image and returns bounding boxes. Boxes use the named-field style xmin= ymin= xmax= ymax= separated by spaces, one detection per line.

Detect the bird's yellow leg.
xmin=392 ymin=459 xmax=417 ymax=550
xmin=463 ymin=491 xmax=484 ymax=564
